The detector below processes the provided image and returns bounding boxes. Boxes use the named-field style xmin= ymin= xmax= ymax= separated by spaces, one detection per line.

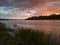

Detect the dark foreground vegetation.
xmin=0 ymin=22 xmax=59 ymax=45
xmin=26 ymin=14 xmax=60 ymax=20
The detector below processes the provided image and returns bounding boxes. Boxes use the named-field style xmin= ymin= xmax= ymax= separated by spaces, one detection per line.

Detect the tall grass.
xmin=0 ymin=22 xmax=58 ymax=45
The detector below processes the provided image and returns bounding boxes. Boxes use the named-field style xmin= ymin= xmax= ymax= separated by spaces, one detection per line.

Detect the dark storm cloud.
xmin=0 ymin=0 xmax=60 ymax=8
xmin=14 ymin=0 xmax=48 ymax=6
xmin=13 ymin=0 xmax=49 ymax=7
xmin=14 ymin=0 xmax=60 ymax=5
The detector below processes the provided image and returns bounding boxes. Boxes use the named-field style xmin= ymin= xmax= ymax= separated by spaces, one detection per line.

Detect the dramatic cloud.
xmin=35 ymin=1 xmax=60 ymax=15
xmin=0 ymin=0 xmax=60 ymax=19
xmin=0 ymin=7 xmax=37 ymax=19
xmin=0 ymin=0 xmax=60 ymax=7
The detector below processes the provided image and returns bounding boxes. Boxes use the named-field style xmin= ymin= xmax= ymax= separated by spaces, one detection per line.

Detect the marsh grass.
xmin=0 ymin=22 xmax=58 ymax=45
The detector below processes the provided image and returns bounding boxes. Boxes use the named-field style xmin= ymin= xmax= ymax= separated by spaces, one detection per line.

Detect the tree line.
xmin=26 ymin=14 xmax=60 ymax=20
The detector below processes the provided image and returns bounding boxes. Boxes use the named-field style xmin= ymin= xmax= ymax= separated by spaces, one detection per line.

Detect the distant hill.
xmin=26 ymin=14 xmax=60 ymax=20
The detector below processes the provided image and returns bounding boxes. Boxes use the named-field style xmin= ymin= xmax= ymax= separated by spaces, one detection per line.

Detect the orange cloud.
xmin=34 ymin=1 xmax=60 ymax=16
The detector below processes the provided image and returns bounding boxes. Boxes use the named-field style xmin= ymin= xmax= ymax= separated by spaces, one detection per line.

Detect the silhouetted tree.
xmin=26 ymin=14 xmax=60 ymax=20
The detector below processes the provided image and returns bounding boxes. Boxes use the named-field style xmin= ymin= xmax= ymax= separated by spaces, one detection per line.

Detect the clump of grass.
xmin=15 ymin=28 xmax=56 ymax=45
xmin=0 ymin=22 xmax=57 ymax=45
xmin=0 ymin=22 xmax=6 ymax=31
xmin=0 ymin=22 xmax=15 ymax=45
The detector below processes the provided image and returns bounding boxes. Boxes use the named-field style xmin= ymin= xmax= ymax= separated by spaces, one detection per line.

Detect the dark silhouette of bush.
xmin=26 ymin=14 xmax=60 ymax=20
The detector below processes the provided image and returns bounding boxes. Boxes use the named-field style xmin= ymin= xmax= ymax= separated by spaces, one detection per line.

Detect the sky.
xmin=0 ymin=0 xmax=60 ymax=19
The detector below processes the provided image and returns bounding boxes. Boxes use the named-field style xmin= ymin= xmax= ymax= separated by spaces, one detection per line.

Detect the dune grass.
xmin=0 ymin=22 xmax=57 ymax=45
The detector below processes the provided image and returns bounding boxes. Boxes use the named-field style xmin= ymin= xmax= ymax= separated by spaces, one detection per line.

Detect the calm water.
xmin=0 ymin=20 xmax=60 ymax=35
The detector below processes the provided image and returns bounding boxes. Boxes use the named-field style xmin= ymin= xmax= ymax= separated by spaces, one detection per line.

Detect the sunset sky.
xmin=0 ymin=0 xmax=60 ymax=19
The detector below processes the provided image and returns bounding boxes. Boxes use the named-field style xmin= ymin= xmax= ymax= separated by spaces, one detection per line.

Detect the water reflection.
xmin=0 ymin=20 xmax=60 ymax=35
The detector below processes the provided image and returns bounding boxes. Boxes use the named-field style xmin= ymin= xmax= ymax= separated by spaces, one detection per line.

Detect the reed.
xmin=0 ymin=22 xmax=57 ymax=45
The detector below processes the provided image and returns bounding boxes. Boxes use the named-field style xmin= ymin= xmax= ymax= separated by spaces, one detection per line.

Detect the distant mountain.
xmin=26 ymin=14 xmax=60 ymax=20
